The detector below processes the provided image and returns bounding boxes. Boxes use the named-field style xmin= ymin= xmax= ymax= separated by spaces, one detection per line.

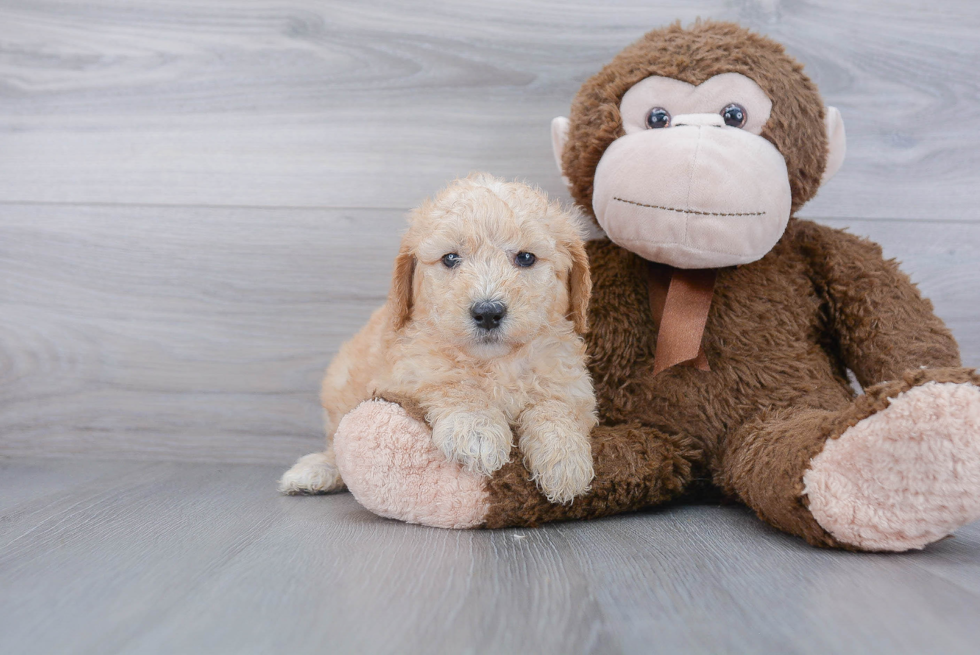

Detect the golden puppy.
xmin=279 ymin=173 xmax=597 ymax=503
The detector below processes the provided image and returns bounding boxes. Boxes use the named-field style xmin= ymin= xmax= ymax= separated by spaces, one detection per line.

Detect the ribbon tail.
xmin=651 ymin=268 xmax=717 ymax=375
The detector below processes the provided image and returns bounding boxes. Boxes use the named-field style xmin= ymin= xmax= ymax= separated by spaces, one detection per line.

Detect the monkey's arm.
xmin=797 ymin=220 xmax=961 ymax=388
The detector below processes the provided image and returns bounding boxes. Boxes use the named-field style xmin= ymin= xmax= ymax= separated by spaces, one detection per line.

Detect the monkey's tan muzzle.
xmin=592 ymin=120 xmax=793 ymax=269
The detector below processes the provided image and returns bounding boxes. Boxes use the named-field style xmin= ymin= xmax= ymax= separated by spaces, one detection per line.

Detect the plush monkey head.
xmin=552 ymin=21 xmax=845 ymax=269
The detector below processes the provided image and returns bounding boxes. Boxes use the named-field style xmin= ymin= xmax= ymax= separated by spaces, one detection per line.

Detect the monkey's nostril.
xmin=470 ymin=301 xmax=507 ymax=331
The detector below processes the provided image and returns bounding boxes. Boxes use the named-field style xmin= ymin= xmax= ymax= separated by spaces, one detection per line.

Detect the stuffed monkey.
xmin=321 ymin=21 xmax=980 ymax=551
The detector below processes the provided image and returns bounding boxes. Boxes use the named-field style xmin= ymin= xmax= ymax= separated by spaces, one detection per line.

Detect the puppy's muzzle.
xmin=470 ymin=300 xmax=507 ymax=331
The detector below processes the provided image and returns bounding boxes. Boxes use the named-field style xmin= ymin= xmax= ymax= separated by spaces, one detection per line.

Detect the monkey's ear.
xmin=566 ymin=238 xmax=592 ymax=334
xmin=822 ymin=106 xmax=846 ymax=183
xmin=388 ymin=245 xmax=416 ymax=330
xmin=551 ymin=117 xmax=573 ymax=189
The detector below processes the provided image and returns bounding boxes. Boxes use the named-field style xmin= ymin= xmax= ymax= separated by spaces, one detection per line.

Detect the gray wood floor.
xmin=2 ymin=0 xmax=980 ymax=652
xmin=3 ymin=458 xmax=980 ymax=655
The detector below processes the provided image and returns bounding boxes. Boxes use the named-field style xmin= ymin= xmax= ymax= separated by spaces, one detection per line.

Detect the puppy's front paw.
xmin=525 ymin=435 xmax=594 ymax=504
xmin=431 ymin=411 xmax=512 ymax=476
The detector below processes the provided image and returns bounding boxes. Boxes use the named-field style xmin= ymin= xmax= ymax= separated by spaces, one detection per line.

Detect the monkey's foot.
xmin=333 ymin=400 xmax=490 ymax=529
xmin=804 ymin=382 xmax=980 ymax=551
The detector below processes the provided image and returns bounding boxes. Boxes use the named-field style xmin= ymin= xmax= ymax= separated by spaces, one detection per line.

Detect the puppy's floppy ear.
xmin=388 ymin=244 xmax=416 ymax=330
xmin=566 ymin=238 xmax=591 ymax=334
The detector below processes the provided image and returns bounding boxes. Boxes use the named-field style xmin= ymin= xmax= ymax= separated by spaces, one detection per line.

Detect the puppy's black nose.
xmin=470 ymin=301 xmax=507 ymax=330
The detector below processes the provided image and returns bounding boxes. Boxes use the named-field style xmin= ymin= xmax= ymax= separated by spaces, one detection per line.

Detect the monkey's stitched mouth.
xmin=612 ymin=196 xmax=765 ymax=217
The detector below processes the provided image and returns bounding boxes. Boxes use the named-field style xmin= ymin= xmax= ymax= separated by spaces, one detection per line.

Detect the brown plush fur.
xmin=483 ymin=219 xmax=965 ymax=546
xmin=475 ymin=21 xmax=973 ymax=546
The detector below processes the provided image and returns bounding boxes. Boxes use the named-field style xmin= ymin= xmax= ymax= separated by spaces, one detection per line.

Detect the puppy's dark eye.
xmin=441 ymin=253 xmax=461 ymax=269
xmin=514 ymin=252 xmax=536 ymax=268
xmin=645 ymin=107 xmax=671 ymax=129
xmin=721 ymin=103 xmax=747 ymax=128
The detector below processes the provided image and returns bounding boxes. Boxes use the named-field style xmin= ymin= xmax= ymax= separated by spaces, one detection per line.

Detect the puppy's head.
xmin=389 ymin=173 xmax=591 ymax=358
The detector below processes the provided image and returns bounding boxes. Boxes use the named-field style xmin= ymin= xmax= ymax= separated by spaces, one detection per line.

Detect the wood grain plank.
xmin=1 ymin=204 xmax=977 ymax=463
xmin=0 ymin=461 xmax=286 ymax=655
xmin=2 ymin=459 xmax=980 ymax=655
xmin=123 ymin=502 xmax=616 ymax=655
xmin=0 ymin=457 xmax=128 ymax=514
xmin=559 ymin=507 xmax=980 ymax=654
xmin=902 ymin=523 xmax=980 ymax=600
xmin=0 ymin=0 xmax=978 ymax=220
xmin=0 ymin=204 xmax=404 ymax=462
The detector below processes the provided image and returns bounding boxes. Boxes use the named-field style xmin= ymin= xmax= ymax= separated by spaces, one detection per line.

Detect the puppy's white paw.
xmin=279 ymin=451 xmax=345 ymax=495
xmin=431 ymin=411 xmax=513 ymax=476
xmin=527 ymin=440 xmax=595 ymax=504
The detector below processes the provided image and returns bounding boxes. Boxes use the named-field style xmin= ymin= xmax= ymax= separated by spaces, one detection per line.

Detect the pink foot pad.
xmin=804 ymin=382 xmax=980 ymax=551
xmin=333 ymin=399 xmax=490 ymax=528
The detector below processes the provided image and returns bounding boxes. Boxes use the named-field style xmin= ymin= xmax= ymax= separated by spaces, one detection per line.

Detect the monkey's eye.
xmin=721 ymin=103 xmax=747 ymax=128
xmin=514 ymin=252 xmax=536 ymax=268
xmin=441 ymin=253 xmax=462 ymax=269
xmin=645 ymin=107 xmax=671 ymax=129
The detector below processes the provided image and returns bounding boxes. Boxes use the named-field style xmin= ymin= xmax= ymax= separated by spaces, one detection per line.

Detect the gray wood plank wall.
xmin=1 ymin=0 xmax=979 ymax=464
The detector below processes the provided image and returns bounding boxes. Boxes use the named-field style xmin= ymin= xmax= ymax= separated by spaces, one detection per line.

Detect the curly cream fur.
xmin=280 ymin=174 xmax=598 ymax=504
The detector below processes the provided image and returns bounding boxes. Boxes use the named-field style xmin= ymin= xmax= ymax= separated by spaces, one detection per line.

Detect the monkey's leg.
xmin=720 ymin=368 xmax=980 ymax=551
xmin=332 ymin=399 xmax=702 ymax=529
